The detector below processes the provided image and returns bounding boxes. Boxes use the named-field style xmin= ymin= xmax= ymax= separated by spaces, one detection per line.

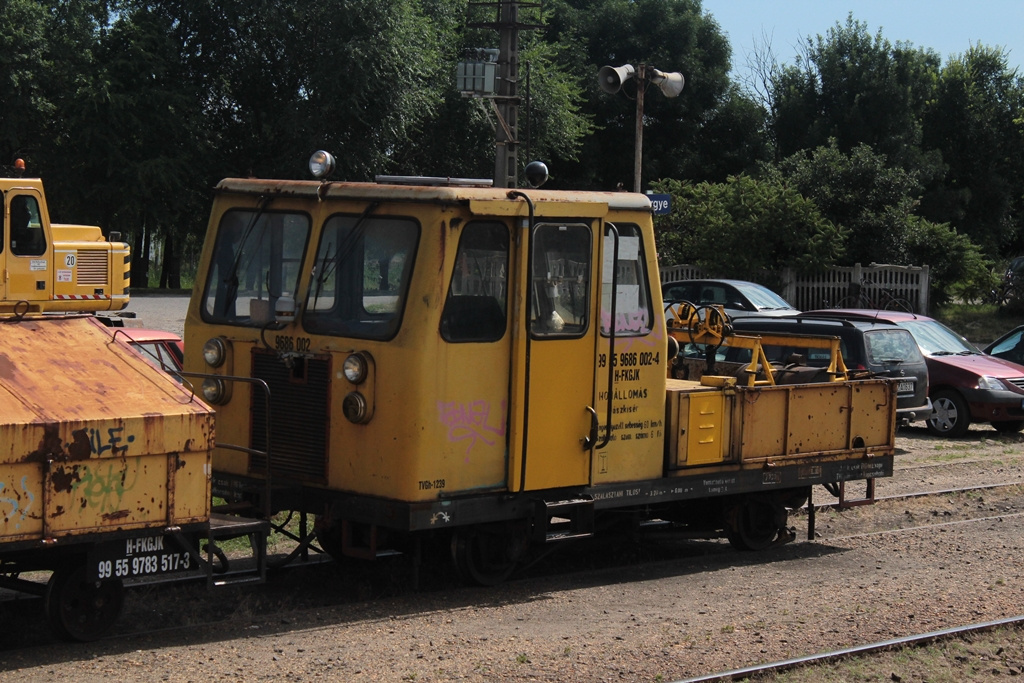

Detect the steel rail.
xmin=674 ymin=614 xmax=1024 ymax=683
xmin=815 ymin=481 xmax=1022 ymax=512
xmin=832 ymin=508 xmax=1024 ymax=541
xmin=873 ymin=481 xmax=1020 ymax=503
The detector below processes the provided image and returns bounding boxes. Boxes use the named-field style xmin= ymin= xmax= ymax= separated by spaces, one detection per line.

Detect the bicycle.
xmin=834 ymin=277 xmax=915 ymax=313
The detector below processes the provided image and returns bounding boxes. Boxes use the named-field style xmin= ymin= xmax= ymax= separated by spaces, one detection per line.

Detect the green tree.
xmin=920 ymin=45 xmax=1024 ymax=255
xmin=36 ymin=4 xmax=209 ymax=287
xmin=0 ymin=0 xmax=50 ymax=166
xmin=770 ymin=15 xmax=942 ymax=178
xmin=545 ymin=0 xmax=765 ymax=190
xmin=770 ymin=141 xmax=990 ymax=306
xmin=652 ymin=175 xmax=845 ymax=284
xmin=770 ymin=141 xmax=923 ymax=266
xmin=390 ymin=20 xmax=597 ymax=181
xmin=904 ymin=217 xmax=993 ymax=307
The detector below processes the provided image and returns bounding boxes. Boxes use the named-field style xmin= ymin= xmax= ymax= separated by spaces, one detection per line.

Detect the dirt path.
xmin=2 ymin=425 xmax=1023 ymax=682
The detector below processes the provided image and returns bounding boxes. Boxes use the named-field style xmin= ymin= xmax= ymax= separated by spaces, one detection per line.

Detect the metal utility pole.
xmin=597 ymin=63 xmax=684 ymax=193
xmin=466 ymin=1 xmax=542 ymax=188
xmin=493 ymin=1 xmax=518 ymax=188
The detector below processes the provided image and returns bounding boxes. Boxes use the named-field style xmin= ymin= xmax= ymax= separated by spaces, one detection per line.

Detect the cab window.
xmin=202 ymin=209 xmax=310 ymax=326
xmin=8 ymin=194 xmax=46 ymax=256
xmin=530 ymin=222 xmax=591 ymax=337
xmin=441 ymin=222 xmax=509 ymax=343
xmin=304 ymin=214 xmax=419 ymax=340
xmin=601 ymin=223 xmax=652 ymax=337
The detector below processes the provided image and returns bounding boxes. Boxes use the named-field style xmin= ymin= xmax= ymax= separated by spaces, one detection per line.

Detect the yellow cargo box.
xmin=666 ymin=377 xmax=895 ymax=469
xmin=0 ymin=316 xmax=213 ymax=543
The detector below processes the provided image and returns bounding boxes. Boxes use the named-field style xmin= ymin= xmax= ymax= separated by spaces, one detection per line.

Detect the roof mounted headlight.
xmin=203 ymin=337 xmax=226 ymax=368
xmin=343 ymin=352 xmax=369 ymax=384
xmin=309 ymin=150 xmax=336 ymax=179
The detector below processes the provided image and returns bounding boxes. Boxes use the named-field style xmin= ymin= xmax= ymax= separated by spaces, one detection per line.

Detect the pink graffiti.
xmin=438 ymin=399 xmax=508 ymax=457
xmin=598 ymin=308 xmax=666 ymax=354
xmin=600 ymin=308 xmax=651 ymax=335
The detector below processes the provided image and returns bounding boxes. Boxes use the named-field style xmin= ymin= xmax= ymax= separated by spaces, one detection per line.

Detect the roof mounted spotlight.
xmin=524 ymin=161 xmax=549 ymax=188
xmin=309 ymin=150 xmax=336 ymax=179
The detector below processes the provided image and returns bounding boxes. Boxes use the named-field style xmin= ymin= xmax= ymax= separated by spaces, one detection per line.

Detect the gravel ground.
xmin=2 ymin=425 xmax=1023 ymax=682
xmin=6 ymin=294 xmax=1023 ymax=680
xmin=119 ymin=291 xmax=190 ymax=337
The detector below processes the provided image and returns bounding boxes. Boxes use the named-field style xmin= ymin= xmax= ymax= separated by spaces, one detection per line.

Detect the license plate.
xmin=90 ymin=534 xmax=195 ymax=581
xmin=897 ymin=380 xmax=915 ymax=393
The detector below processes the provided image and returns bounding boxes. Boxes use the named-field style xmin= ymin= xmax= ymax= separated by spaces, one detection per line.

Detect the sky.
xmin=701 ymin=0 xmax=1024 ymax=85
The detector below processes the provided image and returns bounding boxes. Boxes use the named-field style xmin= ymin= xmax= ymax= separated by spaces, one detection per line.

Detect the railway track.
xmin=5 ymin=481 xmax=1022 ymax=647
xmin=677 ymin=615 xmax=1024 ymax=682
xmin=3 ymin=477 xmax=1024 ymax=681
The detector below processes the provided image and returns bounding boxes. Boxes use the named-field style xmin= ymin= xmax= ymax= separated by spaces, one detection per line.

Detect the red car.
xmin=113 ymin=327 xmax=184 ymax=375
xmin=802 ymin=310 xmax=1024 ymax=437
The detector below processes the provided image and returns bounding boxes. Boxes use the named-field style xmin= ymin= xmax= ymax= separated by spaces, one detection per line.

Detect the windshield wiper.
xmin=312 ymin=241 xmax=335 ymax=307
xmin=220 ymin=195 xmax=272 ymax=317
xmin=309 ymin=201 xmax=379 ymax=309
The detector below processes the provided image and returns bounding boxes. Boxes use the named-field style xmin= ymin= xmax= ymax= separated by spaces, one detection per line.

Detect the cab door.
xmin=4 ymin=190 xmax=50 ymax=303
xmin=510 ymin=220 xmax=598 ymax=491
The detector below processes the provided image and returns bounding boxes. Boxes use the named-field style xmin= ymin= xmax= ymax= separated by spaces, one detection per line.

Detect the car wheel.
xmin=927 ymin=390 xmax=971 ymax=438
xmin=992 ymin=420 xmax=1024 ymax=433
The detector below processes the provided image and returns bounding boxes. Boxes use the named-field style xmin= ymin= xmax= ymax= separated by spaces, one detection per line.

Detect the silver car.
xmin=663 ymin=279 xmax=799 ymax=319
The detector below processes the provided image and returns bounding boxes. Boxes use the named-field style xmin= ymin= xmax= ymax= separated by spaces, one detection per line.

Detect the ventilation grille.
xmin=76 ymin=250 xmax=109 ymax=285
xmin=249 ymin=351 xmax=330 ymax=482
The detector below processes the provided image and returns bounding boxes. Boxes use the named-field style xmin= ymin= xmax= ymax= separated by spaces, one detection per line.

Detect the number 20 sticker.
xmin=65 ymin=254 xmax=76 ymax=267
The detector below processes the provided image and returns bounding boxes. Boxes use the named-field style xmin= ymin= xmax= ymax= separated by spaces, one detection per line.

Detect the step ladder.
xmin=201 ymin=513 xmax=271 ymax=586
xmin=535 ymin=497 xmax=595 ymax=543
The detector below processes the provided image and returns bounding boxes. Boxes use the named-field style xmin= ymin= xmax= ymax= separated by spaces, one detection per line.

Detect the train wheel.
xmin=725 ymin=497 xmax=785 ymax=551
xmin=45 ymin=563 xmax=124 ymax=642
xmin=313 ymin=514 xmax=346 ymax=559
xmin=451 ymin=524 xmax=526 ymax=586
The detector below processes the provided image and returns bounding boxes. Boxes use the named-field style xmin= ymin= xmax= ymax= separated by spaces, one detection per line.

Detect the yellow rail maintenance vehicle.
xmin=2 ymin=160 xmax=130 ymax=317
xmin=0 ymin=314 xmax=267 ymax=641
xmin=185 ymin=153 xmax=897 ymax=584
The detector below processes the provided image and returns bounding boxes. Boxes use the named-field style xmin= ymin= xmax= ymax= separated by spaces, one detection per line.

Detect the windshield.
xmin=303 ymin=213 xmax=419 ymax=340
xmin=202 ymin=209 xmax=310 ymax=326
xmin=898 ymin=320 xmax=977 ymax=355
xmin=734 ymin=283 xmax=794 ymax=310
xmin=864 ymin=329 xmax=923 ymax=364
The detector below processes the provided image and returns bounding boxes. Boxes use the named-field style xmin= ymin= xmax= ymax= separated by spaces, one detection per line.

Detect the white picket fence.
xmin=658 ymin=263 xmax=931 ymax=314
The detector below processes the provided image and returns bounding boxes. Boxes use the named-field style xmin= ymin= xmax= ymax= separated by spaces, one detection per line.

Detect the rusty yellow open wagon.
xmin=0 ymin=315 xmax=265 ymax=640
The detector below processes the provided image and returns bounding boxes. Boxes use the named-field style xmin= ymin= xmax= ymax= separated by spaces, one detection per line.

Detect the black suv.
xmin=727 ymin=316 xmax=932 ymax=425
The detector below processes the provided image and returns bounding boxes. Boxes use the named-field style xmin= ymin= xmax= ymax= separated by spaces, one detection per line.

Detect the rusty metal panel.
xmin=736 ymin=379 xmax=894 ymax=461
xmin=0 ymin=316 xmax=213 ymax=543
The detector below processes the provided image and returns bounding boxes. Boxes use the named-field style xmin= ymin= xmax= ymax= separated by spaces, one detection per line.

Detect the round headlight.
xmin=201 ymin=378 xmax=226 ymax=404
xmin=343 ymin=353 xmax=368 ymax=384
xmin=342 ymin=392 xmax=369 ymax=423
xmin=309 ymin=150 xmax=336 ymax=179
xmin=203 ymin=337 xmax=226 ymax=368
